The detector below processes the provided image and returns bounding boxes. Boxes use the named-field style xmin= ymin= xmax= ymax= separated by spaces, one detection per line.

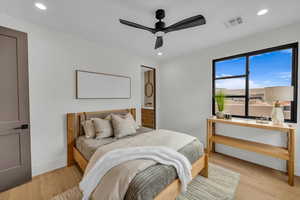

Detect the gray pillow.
xmin=92 ymin=117 xmax=113 ymax=139
xmin=111 ymin=114 xmax=136 ymax=138
xmin=81 ymin=120 xmax=96 ymax=139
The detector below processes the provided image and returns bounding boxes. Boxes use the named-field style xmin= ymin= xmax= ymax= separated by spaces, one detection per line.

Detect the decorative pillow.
xmin=105 ymin=114 xmax=112 ymax=121
xmin=125 ymin=113 xmax=139 ymax=129
xmin=81 ymin=120 xmax=96 ymax=139
xmin=111 ymin=114 xmax=137 ymax=138
xmin=106 ymin=112 xmax=139 ymax=129
xmin=91 ymin=117 xmax=113 ymax=139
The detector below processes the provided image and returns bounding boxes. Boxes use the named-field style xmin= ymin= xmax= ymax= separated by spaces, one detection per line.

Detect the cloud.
xmin=216 ymin=73 xmax=233 ymax=78
xmin=216 ymin=78 xmax=263 ymax=89
xmin=276 ymin=71 xmax=291 ymax=80
xmin=249 ymin=80 xmax=263 ymax=89
xmin=216 ymin=78 xmax=244 ymax=89
xmin=216 ymin=71 xmax=291 ymax=90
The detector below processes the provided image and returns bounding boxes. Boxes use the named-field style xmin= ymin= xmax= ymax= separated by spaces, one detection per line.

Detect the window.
xmin=212 ymin=43 xmax=298 ymax=122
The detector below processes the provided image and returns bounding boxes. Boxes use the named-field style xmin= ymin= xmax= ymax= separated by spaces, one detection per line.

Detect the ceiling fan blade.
xmin=119 ymin=19 xmax=156 ymax=34
xmin=155 ymin=36 xmax=163 ymax=49
xmin=164 ymin=15 xmax=206 ymax=33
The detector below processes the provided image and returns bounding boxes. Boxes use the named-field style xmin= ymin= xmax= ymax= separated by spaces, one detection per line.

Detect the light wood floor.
xmin=0 ymin=153 xmax=299 ymax=200
xmin=210 ymin=153 xmax=300 ymax=200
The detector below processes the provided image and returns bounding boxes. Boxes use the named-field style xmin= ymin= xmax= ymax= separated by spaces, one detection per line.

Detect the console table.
xmin=207 ymin=117 xmax=296 ymax=186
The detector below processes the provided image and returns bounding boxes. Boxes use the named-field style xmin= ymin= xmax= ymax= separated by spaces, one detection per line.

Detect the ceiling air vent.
xmin=224 ymin=17 xmax=243 ymax=28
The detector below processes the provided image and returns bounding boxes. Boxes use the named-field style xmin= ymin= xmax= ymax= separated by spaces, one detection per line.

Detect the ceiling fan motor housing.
xmin=155 ymin=9 xmax=166 ymax=31
xmin=156 ymin=9 xmax=165 ymax=20
xmin=155 ymin=21 xmax=165 ymax=30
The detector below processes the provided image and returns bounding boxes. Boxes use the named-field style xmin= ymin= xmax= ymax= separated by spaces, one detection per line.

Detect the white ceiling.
xmin=1 ymin=0 xmax=300 ymax=60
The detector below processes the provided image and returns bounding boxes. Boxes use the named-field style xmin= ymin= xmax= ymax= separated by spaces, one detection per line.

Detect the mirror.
xmin=145 ymin=82 xmax=154 ymax=97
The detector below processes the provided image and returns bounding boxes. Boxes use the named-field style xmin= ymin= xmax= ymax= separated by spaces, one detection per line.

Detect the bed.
xmin=67 ymin=108 xmax=208 ymax=200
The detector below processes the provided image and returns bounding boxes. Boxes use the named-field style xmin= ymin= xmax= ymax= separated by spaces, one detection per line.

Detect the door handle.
xmin=14 ymin=124 xmax=29 ymax=130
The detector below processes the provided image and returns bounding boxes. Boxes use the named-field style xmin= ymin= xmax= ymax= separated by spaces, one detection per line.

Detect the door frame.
xmin=141 ymin=65 xmax=156 ymax=129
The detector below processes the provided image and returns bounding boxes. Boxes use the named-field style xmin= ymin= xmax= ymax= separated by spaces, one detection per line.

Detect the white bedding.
xmin=80 ymin=129 xmax=197 ymax=200
xmin=80 ymin=146 xmax=192 ymax=200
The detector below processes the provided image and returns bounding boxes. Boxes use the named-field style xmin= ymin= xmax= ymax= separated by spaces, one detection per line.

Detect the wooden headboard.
xmin=66 ymin=108 xmax=136 ymax=166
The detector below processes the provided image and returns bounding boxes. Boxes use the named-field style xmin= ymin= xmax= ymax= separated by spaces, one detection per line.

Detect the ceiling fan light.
xmin=155 ymin=31 xmax=165 ymax=37
xmin=35 ymin=2 xmax=47 ymax=10
xmin=257 ymin=9 xmax=268 ymax=16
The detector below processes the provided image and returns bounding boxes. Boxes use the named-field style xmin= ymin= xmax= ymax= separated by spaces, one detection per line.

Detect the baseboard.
xmin=32 ymin=156 xmax=66 ymax=177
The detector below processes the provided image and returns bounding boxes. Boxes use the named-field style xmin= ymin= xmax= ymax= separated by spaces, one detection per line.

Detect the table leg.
xmin=288 ymin=129 xmax=295 ymax=186
xmin=286 ymin=132 xmax=289 ymax=175
xmin=211 ymin=122 xmax=216 ymax=153
xmin=206 ymin=120 xmax=211 ymax=155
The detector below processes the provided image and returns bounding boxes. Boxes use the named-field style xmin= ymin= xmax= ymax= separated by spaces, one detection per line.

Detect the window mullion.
xmin=291 ymin=46 xmax=298 ymax=122
xmin=212 ymin=61 xmax=216 ymax=116
xmin=245 ymin=56 xmax=249 ymax=117
xmin=215 ymin=75 xmax=246 ymax=80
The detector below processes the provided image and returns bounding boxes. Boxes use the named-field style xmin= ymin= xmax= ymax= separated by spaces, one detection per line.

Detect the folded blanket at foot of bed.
xmin=80 ymin=129 xmax=203 ymax=200
xmin=79 ymin=146 xmax=192 ymax=200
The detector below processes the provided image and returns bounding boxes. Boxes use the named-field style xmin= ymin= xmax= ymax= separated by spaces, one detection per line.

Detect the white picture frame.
xmin=76 ymin=70 xmax=131 ymax=99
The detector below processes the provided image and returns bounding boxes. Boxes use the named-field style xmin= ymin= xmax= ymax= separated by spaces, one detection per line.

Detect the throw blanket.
xmin=81 ymin=129 xmax=196 ymax=200
xmin=80 ymin=146 xmax=192 ymax=200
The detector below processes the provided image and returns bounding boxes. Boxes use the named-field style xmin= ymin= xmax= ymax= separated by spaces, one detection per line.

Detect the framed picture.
xmin=76 ymin=70 xmax=131 ymax=99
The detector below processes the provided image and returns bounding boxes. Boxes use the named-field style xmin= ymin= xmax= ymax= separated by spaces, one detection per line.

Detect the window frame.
xmin=212 ymin=43 xmax=298 ymax=123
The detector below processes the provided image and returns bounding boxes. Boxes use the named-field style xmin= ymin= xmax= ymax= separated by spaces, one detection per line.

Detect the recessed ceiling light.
xmin=35 ymin=2 xmax=47 ymax=10
xmin=157 ymin=52 xmax=163 ymax=56
xmin=257 ymin=9 xmax=268 ymax=16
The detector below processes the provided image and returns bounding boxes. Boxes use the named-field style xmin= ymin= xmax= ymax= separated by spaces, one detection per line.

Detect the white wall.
xmin=158 ymin=22 xmax=300 ymax=175
xmin=0 ymin=13 xmax=156 ymax=176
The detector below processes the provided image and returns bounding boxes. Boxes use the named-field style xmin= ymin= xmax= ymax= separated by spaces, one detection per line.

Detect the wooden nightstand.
xmin=207 ymin=117 xmax=296 ymax=186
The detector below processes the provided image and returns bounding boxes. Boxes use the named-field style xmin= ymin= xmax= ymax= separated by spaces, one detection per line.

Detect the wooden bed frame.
xmin=67 ymin=108 xmax=208 ymax=200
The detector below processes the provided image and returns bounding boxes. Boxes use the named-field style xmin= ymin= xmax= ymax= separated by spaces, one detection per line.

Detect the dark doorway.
xmin=141 ymin=65 xmax=156 ymax=129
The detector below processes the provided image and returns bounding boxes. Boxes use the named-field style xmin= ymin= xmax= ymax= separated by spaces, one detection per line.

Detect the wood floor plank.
xmin=0 ymin=154 xmax=299 ymax=200
xmin=210 ymin=153 xmax=300 ymax=200
xmin=0 ymin=166 xmax=81 ymax=200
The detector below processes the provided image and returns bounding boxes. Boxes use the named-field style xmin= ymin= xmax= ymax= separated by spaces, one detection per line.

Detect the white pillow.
xmin=81 ymin=120 xmax=96 ymax=139
xmin=125 ymin=113 xmax=139 ymax=130
xmin=91 ymin=117 xmax=113 ymax=139
xmin=106 ymin=113 xmax=139 ymax=129
xmin=111 ymin=114 xmax=136 ymax=138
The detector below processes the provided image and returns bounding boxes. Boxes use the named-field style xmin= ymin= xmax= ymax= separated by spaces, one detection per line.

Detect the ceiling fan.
xmin=119 ymin=9 xmax=206 ymax=50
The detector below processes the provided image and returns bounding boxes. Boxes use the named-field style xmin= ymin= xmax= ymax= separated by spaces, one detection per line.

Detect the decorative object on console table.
xmin=255 ymin=115 xmax=269 ymax=124
xmin=265 ymin=86 xmax=294 ymax=125
xmin=215 ymin=90 xmax=226 ymax=119
xmin=207 ymin=117 xmax=296 ymax=186
xmin=224 ymin=113 xmax=232 ymax=120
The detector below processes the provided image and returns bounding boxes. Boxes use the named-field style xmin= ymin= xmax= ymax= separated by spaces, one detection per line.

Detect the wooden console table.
xmin=207 ymin=117 xmax=296 ymax=186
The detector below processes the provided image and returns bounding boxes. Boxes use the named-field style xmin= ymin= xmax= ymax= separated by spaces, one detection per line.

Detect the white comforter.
xmin=79 ymin=146 xmax=192 ymax=200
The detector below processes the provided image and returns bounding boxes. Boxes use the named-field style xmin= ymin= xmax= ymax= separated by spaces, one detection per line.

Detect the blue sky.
xmin=215 ymin=49 xmax=292 ymax=89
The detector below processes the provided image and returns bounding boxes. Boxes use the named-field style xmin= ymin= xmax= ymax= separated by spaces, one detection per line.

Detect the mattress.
xmin=76 ymin=128 xmax=204 ymax=200
xmin=76 ymin=127 xmax=154 ymax=160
